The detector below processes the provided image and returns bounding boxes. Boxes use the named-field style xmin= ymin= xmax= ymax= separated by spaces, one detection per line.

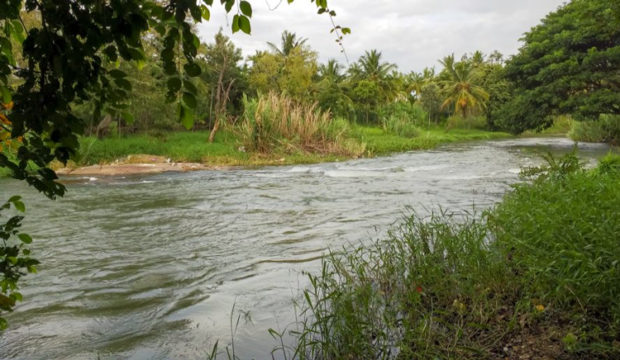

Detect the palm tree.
xmin=318 ymin=59 xmax=344 ymax=82
xmin=267 ymin=30 xmax=308 ymax=57
xmin=438 ymin=54 xmax=489 ymax=118
xmin=350 ymin=49 xmax=397 ymax=81
xmin=349 ymin=50 xmax=400 ymax=102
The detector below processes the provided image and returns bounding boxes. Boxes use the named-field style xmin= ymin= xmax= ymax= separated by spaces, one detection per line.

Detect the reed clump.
xmin=239 ymin=92 xmax=365 ymax=156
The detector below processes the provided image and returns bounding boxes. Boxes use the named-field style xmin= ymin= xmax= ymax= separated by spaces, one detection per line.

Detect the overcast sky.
xmin=197 ymin=0 xmax=567 ymax=73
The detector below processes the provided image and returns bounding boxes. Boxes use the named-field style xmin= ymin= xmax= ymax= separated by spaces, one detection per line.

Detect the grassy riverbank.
xmin=282 ymin=152 xmax=620 ymax=359
xmin=58 ymin=126 xmax=511 ymax=169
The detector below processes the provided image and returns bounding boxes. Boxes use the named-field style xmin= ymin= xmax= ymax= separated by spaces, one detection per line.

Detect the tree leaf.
xmin=179 ymin=104 xmax=194 ymax=129
xmin=239 ymin=15 xmax=251 ymax=34
xmin=231 ymin=14 xmax=240 ymax=33
xmin=182 ymin=92 xmax=197 ymax=109
xmin=184 ymin=62 xmax=202 ymax=77
xmin=167 ymin=77 xmax=182 ymax=93
xmin=240 ymin=1 xmax=252 ymax=17
xmin=8 ymin=195 xmax=21 ymax=203
xmin=0 ymin=85 xmax=11 ymax=103
xmin=114 ymin=78 xmax=132 ymax=91
xmin=10 ymin=20 xmax=25 ymax=43
xmin=224 ymin=0 xmax=234 ymax=13
xmin=127 ymin=47 xmax=145 ymax=61
xmin=18 ymin=233 xmax=32 ymax=244
xmin=200 ymin=5 xmax=211 ymax=21
xmin=13 ymin=201 xmax=25 ymax=213
xmin=108 ymin=69 xmax=127 ymax=79
xmin=184 ymin=80 xmax=197 ymax=94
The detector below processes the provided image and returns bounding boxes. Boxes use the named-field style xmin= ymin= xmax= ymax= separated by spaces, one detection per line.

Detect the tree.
xmin=267 ymin=30 xmax=308 ymax=57
xmin=350 ymin=50 xmax=396 ymax=80
xmin=315 ymin=59 xmax=352 ymax=117
xmin=249 ymin=31 xmax=318 ymax=100
xmin=438 ymin=54 xmax=489 ymax=118
xmin=0 ymin=0 xmax=341 ymax=326
xmin=348 ymin=50 xmax=400 ymax=122
xmin=199 ymin=29 xmax=245 ymax=142
xmin=419 ymin=82 xmax=442 ymax=125
xmin=499 ymin=0 xmax=620 ymax=133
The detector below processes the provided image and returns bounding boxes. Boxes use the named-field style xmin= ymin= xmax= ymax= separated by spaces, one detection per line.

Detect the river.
xmin=0 ymin=137 xmax=613 ymax=359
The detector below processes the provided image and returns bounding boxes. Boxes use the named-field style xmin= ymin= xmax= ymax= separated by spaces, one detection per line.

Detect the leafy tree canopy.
xmin=500 ymin=0 xmax=620 ymax=133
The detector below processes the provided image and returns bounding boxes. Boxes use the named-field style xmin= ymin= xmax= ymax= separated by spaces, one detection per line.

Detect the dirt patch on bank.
xmin=54 ymin=154 xmax=224 ymax=176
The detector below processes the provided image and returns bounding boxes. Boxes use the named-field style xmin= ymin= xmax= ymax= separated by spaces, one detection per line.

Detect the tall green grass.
xmin=379 ymin=101 xmax=426 ymax=137
xmin=569 ymin=114 xmax=620 ymax=145
xmin=352 ymin=125 xmax=511 ymax=155
xmin=74 ymin=130 xmax=243 ymax=165
xmin=239 ymin=92 xmax=365 ymax=156
xmin=286 ymin=152 xmax=620 ymax=359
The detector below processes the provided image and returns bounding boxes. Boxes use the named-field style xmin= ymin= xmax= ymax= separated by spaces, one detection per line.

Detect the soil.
xmin=54 ymin=155 xmax=225 ymax=176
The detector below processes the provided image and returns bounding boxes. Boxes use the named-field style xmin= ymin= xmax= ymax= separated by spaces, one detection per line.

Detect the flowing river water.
xmin=0 ymin=137 xmax=613 ymax=359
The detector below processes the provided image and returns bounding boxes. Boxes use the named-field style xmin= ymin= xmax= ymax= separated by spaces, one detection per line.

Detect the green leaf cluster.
xmin=499 ymin=0 xmax=620 ymax=133
xmin=0 ymin=196 xmax=39 ymax=330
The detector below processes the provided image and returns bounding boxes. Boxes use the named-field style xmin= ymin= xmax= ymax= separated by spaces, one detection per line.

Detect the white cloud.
xmin=196 ymin=0 xmax=566 ymax=73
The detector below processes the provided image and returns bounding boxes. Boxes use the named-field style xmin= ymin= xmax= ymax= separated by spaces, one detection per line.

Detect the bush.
xmin=490 ymin=153 xmax=620 ymax=336
xmin=378 ymin=101 xmax=427 ymax=137
xmin=569 ymin=114 xmax=620 ymax=145
xmin=239 ymin=92 xmax=363 ymax=156
xmin=381 ymin=115 xmax=420 ymax=137
xmin=445 ymin=115 xmax=488 ymax=130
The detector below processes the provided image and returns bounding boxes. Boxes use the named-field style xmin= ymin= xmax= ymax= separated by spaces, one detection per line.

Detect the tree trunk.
xmin=208 ymin=119 xmax=219 ymax=143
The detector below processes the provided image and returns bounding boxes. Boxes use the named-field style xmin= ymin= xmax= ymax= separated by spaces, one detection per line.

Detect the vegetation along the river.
xmin=0 ymin=0 xmax=619 ymax=358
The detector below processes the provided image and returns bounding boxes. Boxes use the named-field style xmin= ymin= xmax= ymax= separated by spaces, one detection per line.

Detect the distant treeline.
xmin=59 ymin=0 xmax=615 ymax=144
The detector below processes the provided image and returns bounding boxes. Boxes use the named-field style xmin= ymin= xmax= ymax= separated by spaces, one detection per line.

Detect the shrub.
xmin=379 ymin=101 xmax=427 ymax=134
xmin=239 ymin=92 xmax=363 ymax=156
xmin=446 ymin=115 xmax=488 ymax=130
xmin=569 ymin=114 xmax=620 ymax=145
xmin=381 ymin=115 xmax=420 ymax=137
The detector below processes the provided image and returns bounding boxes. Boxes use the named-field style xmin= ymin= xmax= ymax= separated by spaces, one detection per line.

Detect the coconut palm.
xmin=349 ymin=50 xmax=400 ymax=102
xmin=438 ymin=54 xmax=489 ymax=118
xmin=267 ymin=30 xmax=308 ymax=57
xmin=318 ymin=59 xmax=344 ymax=82
xmin=349 ymin=49 xmax=397 ymax=81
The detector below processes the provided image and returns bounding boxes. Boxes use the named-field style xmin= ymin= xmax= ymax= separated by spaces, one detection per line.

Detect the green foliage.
xmin=438 ymin=54 xmax=489 ymax=118
xmin=419 ymin=82 xmax=442 ymax=124
xmin=445 ymin=114 xmax=488 ymax=130
xmin=595 ymin=152 xmax=620 ymax=176
xmin=518 ymin=148 xmax=583 ymax=183
xmin=249 ymin=31 xmax=318 ymax=100
xmin=490 ymin=153 xmax=620 ymax=352
xmin=290 ymin=211 xmax=514 ymax=359
xmin=290 ymin=153 xmax=620 ymax=359
xmin=0 ymin=196 xmax=39 ymax=330
xmin=315 ymin=59 xmax=353 ymax=118
xmin=347 ymin=50 xmax=403 ymax=124
xmin=352 ymin=125 xmax=510 ymax=155
xmin=478 ymin=61 xmax=513 ymax=130
xmin=378 ymin=101 xmax=426 ymax=137
xmin=239 ymin=92 xmax=362 ymax=155
xmin=75 ymin=131 xmax=242 ymax=165
xmin=569 ymin=114 xmax=620 ymax=145
xmin=501 ymin=0 xmax=620 ymax=133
